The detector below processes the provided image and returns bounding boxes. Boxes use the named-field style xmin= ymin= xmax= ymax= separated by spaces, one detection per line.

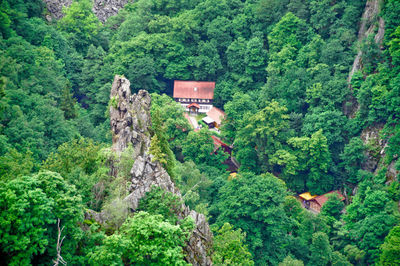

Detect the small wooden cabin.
xmin=299 ymin=190 xmax=345 ymax=213
xmin=202 ymin=116 xmax=216 ymax=128
xmin=206 ymin=107 xmax=225 ymax=128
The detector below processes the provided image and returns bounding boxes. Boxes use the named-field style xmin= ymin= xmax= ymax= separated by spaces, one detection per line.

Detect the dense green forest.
xmin=1 ymin=0 xmax=400 ymax=265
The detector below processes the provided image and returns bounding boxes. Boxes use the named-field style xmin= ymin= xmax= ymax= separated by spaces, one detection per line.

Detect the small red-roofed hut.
xmin=299 ymin=190 xmax=345 ymax=213
xmin=206 ymin=107 xmax=225 ymax=128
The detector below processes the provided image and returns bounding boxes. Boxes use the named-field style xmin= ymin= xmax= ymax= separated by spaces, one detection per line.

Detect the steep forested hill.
xmin=0 ymin=0 xmax=400 ymax=265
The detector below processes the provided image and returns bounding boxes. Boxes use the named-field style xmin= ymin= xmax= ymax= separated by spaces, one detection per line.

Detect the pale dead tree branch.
xmin=53 ymin=218 xmax=67 ymax=266
xmin=182 ymin=181 xmax=202 ymax=201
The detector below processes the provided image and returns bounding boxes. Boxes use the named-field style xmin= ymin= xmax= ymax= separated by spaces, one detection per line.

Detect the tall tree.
xmin=235 ymin=100 xmax=290 ymax=173
xmin=58 ymin=0 xmax=102 ymax=53
xmin=88 ymin=211 xmax=194 ymax=265
xmin=308 ymin=232 xmax=332 ymax=266
xmin=380 ymin=225 xmax=400 ymax=265
xmin=212 ymin=223 xmax=254 ymax=265
xmin=212 ymin=172 xmax=290 ymax=264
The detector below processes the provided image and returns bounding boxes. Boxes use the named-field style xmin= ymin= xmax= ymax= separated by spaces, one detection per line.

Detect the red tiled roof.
xmin=206 ymin=107 xmax=225 ymax=125
xmin=173 ymin=80 xmax=215 ymax=99
xmin=187 ymin=103 xmax=200 ymax=109
xmin=211 ymin=135 xmax=232 ymax=152
xmin=314 ymin=190 xmax=345 ymax=207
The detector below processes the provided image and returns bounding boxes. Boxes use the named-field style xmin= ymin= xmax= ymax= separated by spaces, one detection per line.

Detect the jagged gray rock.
xmin=43 ymin=0 xmax=72 ymax=20
xmin=360 ymin=124 xmax=386 ymax=173
xmin=348 ymin=0 xmax=385 ymax=84
xmin=344 ymin=0 xmax=385 ymax=117
xmin=43 ymin=0 xmax=130 ymax=22
xmin=109 ymin=75 xmax=213 ymax=265
xmin=360 ymin=124 xmax=399 ymax=180
xmin=93 ymin=0 xmax=129 ymax=22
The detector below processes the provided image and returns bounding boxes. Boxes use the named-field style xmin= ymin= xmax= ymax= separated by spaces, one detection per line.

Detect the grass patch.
xmin=195 ymin=113 xmax=206 ymax=122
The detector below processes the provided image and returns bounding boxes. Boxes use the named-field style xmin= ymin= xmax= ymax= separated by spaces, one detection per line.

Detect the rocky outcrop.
xmin=348 ymin=0 xmax=385 ymax=83
xmin=93 ymin=0 xmax=130 ymax=23
xmin=344 ymin=0 xmax=385 ymax=117
xmin=43 ymin=0 xmax=130 ymax=22
xmin=43 ymin=0 xmax=72 ymax=20
xmin=360 ymin=124 xmax=399 ymax=180
xmin=360 ymin=124 xmax=386 ymax=173
xmin=109 ymin=75 xmax=213 ymax=265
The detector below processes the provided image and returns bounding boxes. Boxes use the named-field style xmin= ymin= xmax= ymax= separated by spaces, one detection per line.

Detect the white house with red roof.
xmin=173 ymin=80 xmax=215 ymax=113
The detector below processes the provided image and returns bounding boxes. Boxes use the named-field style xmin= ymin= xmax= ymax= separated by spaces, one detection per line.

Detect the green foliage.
xmin=110 ymin=95 xmax=119 ymax=109
xmin=115 ymin=143 xmax=135 ymax=179
xmin=0 ymin=171 xmax=83 ymax=265
xmin=150 ymin=93 xmax=191 ymax=154
xmin=379 ymin=225 xmax=400 ymax=265
xmin=360 ymin=34 xmax=382 ymax=74
xmin=235 ymin=100 xmax=290 ymax=173
xmin=389 ymin=26 xmax=400 ymax=66
xmin=384 ymin=123 xmax=400 ymax=165
xmin=151 ymin=108 xmax=176 ymax=178
xmin=58 ymin=0 xmax=102 ymax=53
xmin=321 ymin=194 xmax=344 ymax=220
xmin=60 ymin=86 xmax=77 ymax=119
xmin=302 ymin=108 xmax=348 ymax=155
xmin=0 ymin=148 xmax=35 ymax=181
xmin=88 ymin=211 xmax=194 ymax=265
xmin=279 ymin=255 xmax=304 ymax=266
xmin=387 ymin=181 xmax=400 ymax=201
xmin=344 ymin=181 xmax=399 ymax=264
xmin=212 ymin=223 xmax=254 ymax=265
xmin=331 ymin=251 xmax=352 ymax=266
xmin=175 ymin=160 xmax=212 ymax=210
xmin=149 ymin=134 xmax=168 ymax=165
xmin=42 ymin=138 xmax=105 ymax=209
xmin=0 ymin=35 xmax=78 ymax=161
xmin=344 ymin=244 xmax=365 ymax=265
xmin=268 ymin=12 xmax=309 ymax=54
xmin=283 ymin=129 xmax=332 ymax=194
xmin=2 ymin=0 xmax=400 ymax=264
xmin=102 ymin=197 xmax=129 ymax=232
xmin=0 ymin=176 xmax=53 ymax=265
xmin=306 ymin=129 xmax=332 ymax=194
xmin=212 ymin=172 xmax=290 ymax=264
xmin=222 ymin=92 xmax=257 ymax=142
xmin=182 ymin=128 xmax=228 ymax=171
xmin=139 ymin=186 xmax=183 ymax=225
xmin=43 ymin=138 xmax=102 ymax=177
xmin=308 ymin=232 xmax=332 ymax=266
xmin=340 ymin=137 xmax=366 ymax=184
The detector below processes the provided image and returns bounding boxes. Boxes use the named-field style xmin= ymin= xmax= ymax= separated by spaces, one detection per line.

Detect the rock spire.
xmin=109 ymin=75 xmax=213 ymax=265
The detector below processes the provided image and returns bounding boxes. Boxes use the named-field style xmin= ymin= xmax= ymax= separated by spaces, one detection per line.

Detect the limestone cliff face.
xmin=360 ymin=125 xmax=399 ymax=180
xmin=345 ymin=1 xmax=399 ymax=182
xmin=360 ymin=124 xmax=386 ymax=173
xmin=43 ymin=0 xmax=129 ymax=22
xmin=348 ymin=0 xmax=385 ymax=84
xmin=43 ymin=0 xmax=72 ymax=20
xmin=344 ymin=0 xmax=385 ymax=117
xmin=109 ymin=75 xmax=213 ymax=265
